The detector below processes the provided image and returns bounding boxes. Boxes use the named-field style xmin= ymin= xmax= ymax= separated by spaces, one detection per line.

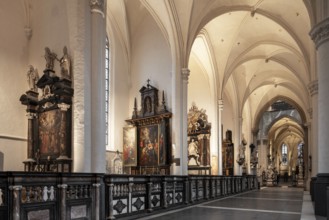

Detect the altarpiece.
xmin=125 ymin=80 xmax=172 ymax=175
xmin=187 ymin=104 xmax=211 ymax=175
xmin=222 ymin=130 xmax=234 ymax=175
xmin=20 ymin=46 xmax=73 ymax=172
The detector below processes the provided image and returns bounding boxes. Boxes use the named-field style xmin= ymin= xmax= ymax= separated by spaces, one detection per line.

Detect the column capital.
xmin=90 ymin=0 xmax=105 ymax=18
xmin=218 ymin=99 xmax=223 ymax=111
xmin=26 ymin=112 xmax=36 ymax=119
xmin=310 ymin=17 xmax=329 ymax=49
xmin=181 ymin=68 xmax=190 ymax=83
xmin=58 ymin=103 xmax=71 ymax=111
xmin=308 ymin=80 xmax=318 ymax=97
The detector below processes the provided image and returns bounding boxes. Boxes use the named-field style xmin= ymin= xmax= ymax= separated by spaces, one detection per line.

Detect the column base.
xmin=314 ymin=173 xmax=329 ymax=216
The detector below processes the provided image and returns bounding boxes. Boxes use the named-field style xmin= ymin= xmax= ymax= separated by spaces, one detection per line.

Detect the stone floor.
xmin=136 ymin=187 xmax=325 ymax=220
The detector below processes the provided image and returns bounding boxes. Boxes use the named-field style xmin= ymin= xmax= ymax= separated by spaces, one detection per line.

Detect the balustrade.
xmin=0 ymin=172 xmax=256 ymax=219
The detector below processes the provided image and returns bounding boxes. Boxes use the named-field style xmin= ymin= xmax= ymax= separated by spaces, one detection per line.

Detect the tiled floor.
xmin=137 ymin=187 xmax=321 ymax=220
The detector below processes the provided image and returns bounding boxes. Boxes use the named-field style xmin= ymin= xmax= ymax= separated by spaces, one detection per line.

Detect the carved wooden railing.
xmin=0 ymin=173 xmax=257 ymax=220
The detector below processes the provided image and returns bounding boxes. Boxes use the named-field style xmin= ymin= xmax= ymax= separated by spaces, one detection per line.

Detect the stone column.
xmin=180 ymin=68 xmax=190 ymax=175
xmin=10 ymin=185 xmax=22 ymax=220
xmin=217 ymin=99 xmax=224 ymax=175
xmin=26 ymin=112 xmax=36 ymax=161
xmin=310 ymin=18 xmax=329 ymax=217
xmin=90 ymin=0 xmax=106 ymax=173
xmin=308 ymin=80 xmax=318 ymax=177
xmin=93 ymin=183 xmax=101 ymax=220
xmin=57 ymin=103 xmax=70 ymax=159
xmin=58 ymin=184 xmax=68 ymax=220
xmin=67 ymin=0 xmax=92 ymax=172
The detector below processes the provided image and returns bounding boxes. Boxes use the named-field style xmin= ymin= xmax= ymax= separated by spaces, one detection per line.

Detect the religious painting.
xmin=158 ymin=121 xmax=167 ymax=165
xmin=123 ymin=126 xmax=137 ymax=166
xmin=139 ymin=125 xmax=159 ymax=166
xmin=38 ymin=109 xmax=61 ymax=157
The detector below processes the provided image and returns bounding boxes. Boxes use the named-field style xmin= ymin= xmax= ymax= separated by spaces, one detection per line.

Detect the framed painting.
xmin=138 ymin=124 xmax=159 ymax=166
xmin=123 ymin=126 xmax=137 ymax=166
xmin=158 ymin=121 xmax=167 ymax=165
xmin=38 ymin=109 xmax=62 ymax=157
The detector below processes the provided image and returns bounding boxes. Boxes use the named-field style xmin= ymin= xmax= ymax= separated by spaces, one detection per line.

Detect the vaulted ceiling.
xmin=108 ymin=0 xmax=315 ymax=136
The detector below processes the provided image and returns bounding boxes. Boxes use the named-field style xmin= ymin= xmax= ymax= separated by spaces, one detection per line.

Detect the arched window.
xmin=281 ymin=143 xmax=288 ymax=165
xmin=105 ymin=36 xmax=110 ymax=146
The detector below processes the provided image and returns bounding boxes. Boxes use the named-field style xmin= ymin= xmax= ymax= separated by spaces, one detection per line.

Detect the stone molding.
xmin=308 ymin=80 xmax=318 ymax=97
xmin=310 ymin=17 xmax=329 ymax=49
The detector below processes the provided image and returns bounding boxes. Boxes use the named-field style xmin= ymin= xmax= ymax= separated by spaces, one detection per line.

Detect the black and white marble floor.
xmin=137 ymin=187 xmax=324 ymax=220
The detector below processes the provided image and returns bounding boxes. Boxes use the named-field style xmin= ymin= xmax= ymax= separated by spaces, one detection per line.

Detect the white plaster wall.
xmin=0 ymin=1 xmax=30 ymax=171
xmin=188 ymin=61 xmax=213 ymax=116
xmin=108 ymin=28 xmax=130 ymax=152
xmin=129 ymin=12 xmax=172 ymax=115
xmin=188 ymin=58 xmax=217 ymax=166
xmin=0 ymin=0 xmax=89 ymax=171
xmin=28 ymin=0 xmax=70 ymax=74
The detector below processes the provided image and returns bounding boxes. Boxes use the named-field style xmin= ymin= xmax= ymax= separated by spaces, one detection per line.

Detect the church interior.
xmin=0 ymin=0 xmax=328 ymax=219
